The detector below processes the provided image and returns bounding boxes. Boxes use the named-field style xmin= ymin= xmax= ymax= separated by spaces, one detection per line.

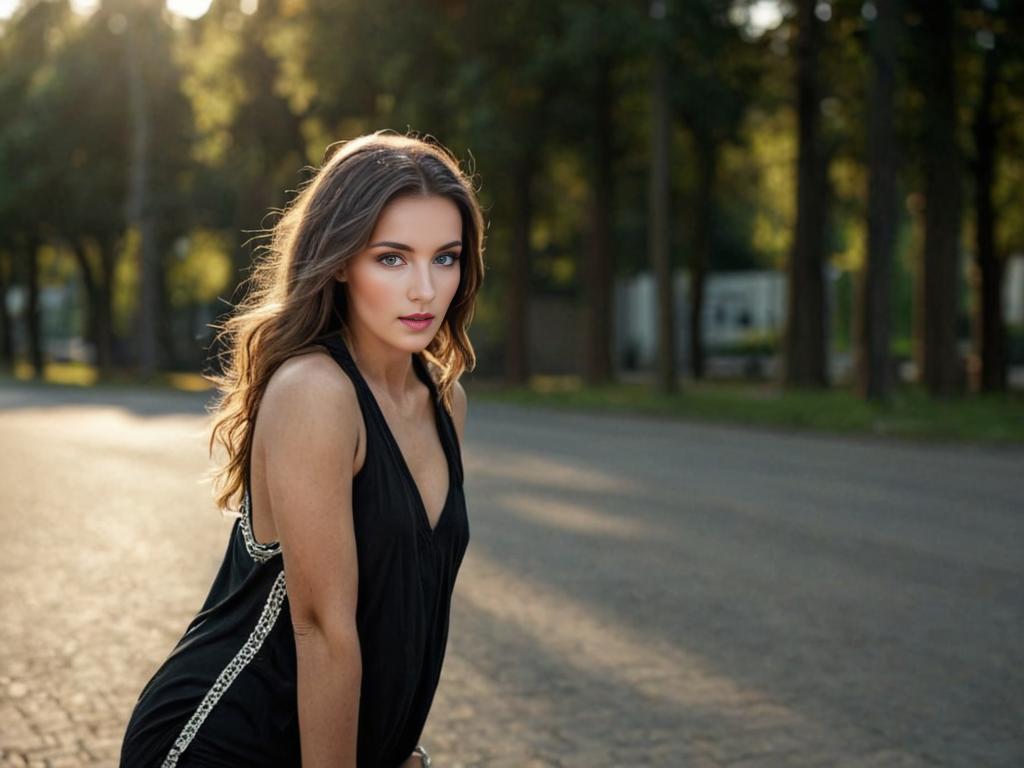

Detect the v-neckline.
xmin=335 ymin=337 xmax=453 ymax=536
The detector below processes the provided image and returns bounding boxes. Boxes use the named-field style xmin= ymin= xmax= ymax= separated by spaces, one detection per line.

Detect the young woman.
xmin=119 ymin=131 xmax=485 ymax=768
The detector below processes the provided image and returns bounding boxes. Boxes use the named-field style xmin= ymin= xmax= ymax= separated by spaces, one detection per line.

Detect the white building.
xmin=1004 ymin=253 xmax=1024 ymax=326
xmin=615 ymin=268 xmax=819 ymax=370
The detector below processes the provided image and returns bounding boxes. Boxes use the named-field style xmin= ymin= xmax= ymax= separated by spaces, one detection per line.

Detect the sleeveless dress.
xmin=119 ymin=333 xmax=470 ymax=767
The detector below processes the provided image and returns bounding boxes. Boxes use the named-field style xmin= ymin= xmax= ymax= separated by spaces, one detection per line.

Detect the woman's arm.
xmin=259 ymin=353 xmax=364 ymax=767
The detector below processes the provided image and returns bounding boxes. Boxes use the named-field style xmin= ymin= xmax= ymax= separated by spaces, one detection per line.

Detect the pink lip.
xmin=399 ymin=316 xmax=433 ymax=331
xmin=400 ymin=314 xmax=434 ymax=320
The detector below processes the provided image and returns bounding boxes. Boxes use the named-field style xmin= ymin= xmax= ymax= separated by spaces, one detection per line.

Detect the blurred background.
xmin=2 ymin=3 xmax=1024 ymax=766
xmin=0 ymin=0 xmax=1022 ymax=440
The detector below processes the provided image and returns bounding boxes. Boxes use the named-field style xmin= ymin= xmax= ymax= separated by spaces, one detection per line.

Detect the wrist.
xmin=412 ymin=744 xmax=432 ymax=767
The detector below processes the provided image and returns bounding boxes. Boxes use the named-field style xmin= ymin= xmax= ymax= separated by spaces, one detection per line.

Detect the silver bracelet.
xmin=413 ymin=744 xmax=432 ymax=767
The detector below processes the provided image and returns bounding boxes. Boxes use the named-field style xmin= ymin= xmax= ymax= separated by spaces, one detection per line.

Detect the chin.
xmin=364 ymin=316 xmax=443 ymax=353
xmin=389 ymin=331 xmax=438 ymax=353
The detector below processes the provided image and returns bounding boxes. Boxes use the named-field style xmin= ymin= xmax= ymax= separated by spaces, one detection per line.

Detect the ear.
xmin=334 ymin=267 xmax=348 ymax=283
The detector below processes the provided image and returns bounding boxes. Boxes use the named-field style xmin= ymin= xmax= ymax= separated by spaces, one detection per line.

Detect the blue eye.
xmin=377 ymin=252 xmax=461 ymax=268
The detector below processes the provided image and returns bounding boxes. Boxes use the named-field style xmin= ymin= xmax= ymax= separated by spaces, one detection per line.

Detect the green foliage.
xmin=0 ymin=0 xmax=1021 ymax=402
xmin=167 ymin=229 xmax=232 ymax=307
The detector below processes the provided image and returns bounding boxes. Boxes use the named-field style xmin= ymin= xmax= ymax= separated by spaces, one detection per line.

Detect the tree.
xmin=965 ymin=0 xmax=1024 ymax=393
xmin=649 ymin=0 xmax=675 ymax=393
xmin=673 ymin=0 xmax=762 ymax=380
xmin=42 ymin=3 xmax=134 ymax=375
xmin=916 ymin=0 xmax=964 ymax=397
xmin=783 ymin=0 xmax=831 ymax=388
xmin=121 ymin=0 xmax=163 ymax=376
xmin=553 ymin=0 xmax=632 ymax=386
xmin=856 ymin=0 xmax=899 ymax=401
xmin=0 ymin=0 xmax=72 ymax=378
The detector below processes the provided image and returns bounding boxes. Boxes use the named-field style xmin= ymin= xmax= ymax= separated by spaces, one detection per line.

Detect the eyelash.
xmin=377 ymin=252 xmax=461 ymax=268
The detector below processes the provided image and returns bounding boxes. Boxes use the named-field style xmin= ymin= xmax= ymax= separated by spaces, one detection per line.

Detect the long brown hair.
xmin=203 ymin=130 xmax=486 ymax=513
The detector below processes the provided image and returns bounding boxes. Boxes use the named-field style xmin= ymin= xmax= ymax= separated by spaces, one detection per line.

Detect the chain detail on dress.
xmin=239 ymin=488 xmax=282 ymax=563
xmin=160 ymin=569 xmax=288 ymax=767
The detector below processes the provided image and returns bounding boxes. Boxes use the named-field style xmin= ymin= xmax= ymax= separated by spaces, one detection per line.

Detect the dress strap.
xmin=315 ymin=332 xmax=462 ymax=487
xmin=316 ymin=332 xmax=436 ymax=405
xmin=315 ymin=332 xmax=362 ymax=380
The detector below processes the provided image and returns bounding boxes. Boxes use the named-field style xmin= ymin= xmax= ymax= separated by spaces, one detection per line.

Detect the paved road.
xmin=1 ymin=383 xmax=1021 ymax=767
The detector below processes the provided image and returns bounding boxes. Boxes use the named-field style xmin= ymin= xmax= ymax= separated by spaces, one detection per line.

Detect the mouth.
xmin=398 ymin=314 xmax=435 ymax=332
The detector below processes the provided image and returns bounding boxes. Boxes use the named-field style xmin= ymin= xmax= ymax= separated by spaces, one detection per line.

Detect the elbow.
xmin=292 ymin=615 xmax=361 ymax=654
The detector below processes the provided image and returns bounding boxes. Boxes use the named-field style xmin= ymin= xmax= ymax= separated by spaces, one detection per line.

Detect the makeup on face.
xmin=346 ymin=195 xmax=463 ymax=347
xmin=398 ymin=314 xmax=435 ymax=332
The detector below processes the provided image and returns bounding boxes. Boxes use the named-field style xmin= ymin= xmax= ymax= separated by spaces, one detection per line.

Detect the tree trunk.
xmin=970 ymin=43 xmax=1007 ymax=393
xmin=156 ymin=248 xmax=178 ymax=370
xmin=919 ymin=0 xmax=963 ymax=397
xmin=0 ymin=251 xmax=13 ymax=372
xmin=71 ymin=238 xmax=116 ymax=375
xmin=71 ymin=240 xmax=100 ymax=368
xmin=24 ymin=234 xmax=44 ymax=379
xmin=857 ymin=0 xmax=898 ymax=401
xmin=689 ymin=131 xmax=716 ymax=381
xmin=503 ymin=81 xmax=552 ymax=387
xmin=126 ymin=8 xmax=161 ymax=378
xmin=505 ymin=162 xmax=533 ymax=386
xmin=784 ymin=0 xmax=829 ymax=388
xmin=583 ymin=54 xmax=615 ymax=386
xmin=96 ymin=237 xmax=116 ymax=374
xmin=650 ymin=0 xmax=676 ymax=394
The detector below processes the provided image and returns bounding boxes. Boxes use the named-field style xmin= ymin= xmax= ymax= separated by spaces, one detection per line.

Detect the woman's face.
xmin=340 ymin=194 xmax=463 ymax=353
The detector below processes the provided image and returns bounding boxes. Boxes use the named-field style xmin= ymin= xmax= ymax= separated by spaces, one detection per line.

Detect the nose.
xmin=408 ymin=261 xmax=436 ymax=303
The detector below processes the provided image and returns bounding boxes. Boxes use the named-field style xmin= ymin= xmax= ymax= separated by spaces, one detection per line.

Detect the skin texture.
xmin=250 ymin=194 xmax=468 ymax=767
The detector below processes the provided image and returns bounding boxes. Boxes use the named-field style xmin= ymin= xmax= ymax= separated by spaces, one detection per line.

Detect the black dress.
xmin=120 ymin=333 xmax=470 ymax=767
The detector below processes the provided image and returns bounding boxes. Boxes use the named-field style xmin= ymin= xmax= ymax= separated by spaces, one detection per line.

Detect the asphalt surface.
xmin=1 ymin=382 xmax=1021 ymax=767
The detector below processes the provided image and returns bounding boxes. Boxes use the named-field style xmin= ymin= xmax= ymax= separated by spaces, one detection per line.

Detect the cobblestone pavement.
xmin=1 ymin=383 xmax=1022 ymax=767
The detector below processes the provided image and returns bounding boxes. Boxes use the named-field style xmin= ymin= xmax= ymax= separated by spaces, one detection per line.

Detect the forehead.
xmin=370 ymin=195 xmax=462 ymax=244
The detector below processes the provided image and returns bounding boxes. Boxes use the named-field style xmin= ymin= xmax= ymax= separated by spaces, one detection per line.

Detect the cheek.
xmin=350 ymin=268 xmax=400 ymax=311
xmin=442 ymin=267 xmax=462 ymax=300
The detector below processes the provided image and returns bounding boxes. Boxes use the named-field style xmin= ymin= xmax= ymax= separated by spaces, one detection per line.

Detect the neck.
xmin=342 ymin=327 xmax=420 ymax=405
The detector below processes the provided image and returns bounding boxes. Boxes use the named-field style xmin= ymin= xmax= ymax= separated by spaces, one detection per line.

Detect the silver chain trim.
xmin=161 ymin=569 xmax=288 ymax=767
xmin=239 ymin=488 xmax=281 ymax=563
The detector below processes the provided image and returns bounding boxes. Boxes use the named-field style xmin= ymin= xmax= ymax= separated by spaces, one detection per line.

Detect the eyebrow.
xmin=367 ymin=240 xmax=462 ymax=252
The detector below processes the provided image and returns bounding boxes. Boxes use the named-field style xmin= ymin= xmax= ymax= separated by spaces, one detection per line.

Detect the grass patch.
xmin=472 ymin=375 xmax=1024 ymax=444
xmin=3 ymin=360 xmax=212 ymax=393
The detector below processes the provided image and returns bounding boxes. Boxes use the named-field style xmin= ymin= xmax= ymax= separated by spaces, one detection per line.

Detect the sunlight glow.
xmin=70 ymin=0 xmax=98 ymax=16
xmin=166 ymin=0 xmax=212 ymax=20
xmin=729 ymin=0 xmax=787 ymax=37
xmin=0 ymin=0 xmax=210 ymax=20
xmin=749 ymin=0 xmax=785 ymax=31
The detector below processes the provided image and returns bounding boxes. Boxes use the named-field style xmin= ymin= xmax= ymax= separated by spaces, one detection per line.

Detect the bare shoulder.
xmin=450 ymin=379 xmax=468 ymax=447
xmin=260 ymin=346 xmax=358 ymax=423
